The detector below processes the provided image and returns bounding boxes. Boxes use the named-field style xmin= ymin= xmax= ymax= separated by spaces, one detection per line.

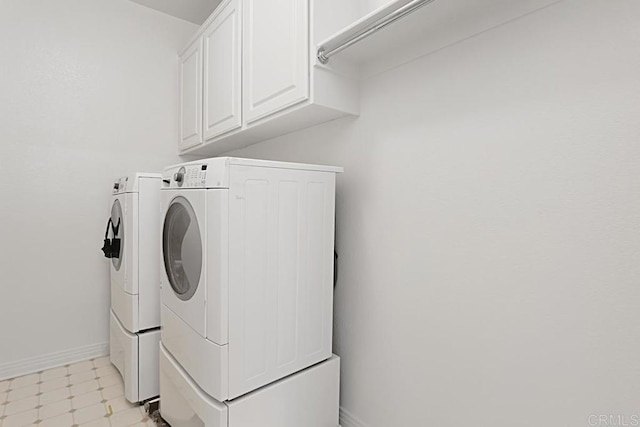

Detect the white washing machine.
xmin=159 ymin=157 xmax=341 ymax=402
xmin=104 ymin=173 xmax=161 ymax=403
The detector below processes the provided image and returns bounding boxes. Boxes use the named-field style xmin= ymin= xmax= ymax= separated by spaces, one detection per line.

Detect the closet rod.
xmin=317 ymin=0 xmax=438 ymax=65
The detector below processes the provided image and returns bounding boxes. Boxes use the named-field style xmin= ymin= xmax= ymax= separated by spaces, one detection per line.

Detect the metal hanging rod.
xmin=317 ymin=0 xmax=438 ymax=65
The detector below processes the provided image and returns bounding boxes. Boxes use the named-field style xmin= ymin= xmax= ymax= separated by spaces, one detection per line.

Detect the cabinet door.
xmin=203 ymin=0 xmax=242 ymax=141
xmin=179 ymin=39 xmax=203 ymax=151
xmin=243 ymin=0 xmax=309 ymax=123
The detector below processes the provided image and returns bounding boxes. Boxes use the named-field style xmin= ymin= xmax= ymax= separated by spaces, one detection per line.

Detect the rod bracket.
xmin=317 ymin=48 xmax=329 ymax=65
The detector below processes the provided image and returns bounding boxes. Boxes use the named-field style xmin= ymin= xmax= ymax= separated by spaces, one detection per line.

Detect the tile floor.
xmin=0 ymin=357 xmax=154 ymax=427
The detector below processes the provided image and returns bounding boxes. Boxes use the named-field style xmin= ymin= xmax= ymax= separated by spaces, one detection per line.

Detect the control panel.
xmin=112 ymin=176 xmax=129 ymax=194
xmin=164 ymin=164 xmax=208 ymax=188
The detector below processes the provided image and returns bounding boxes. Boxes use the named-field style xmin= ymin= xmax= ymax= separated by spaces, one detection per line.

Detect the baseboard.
xmin=340 ymin=407 xmax=368 ymax=427
xmin=0 ymin=342 xmax=109 ymax=381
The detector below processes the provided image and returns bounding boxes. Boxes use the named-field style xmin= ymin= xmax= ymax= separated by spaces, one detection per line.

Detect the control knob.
xmin=174 ymin=167 xmax=186 ymax=187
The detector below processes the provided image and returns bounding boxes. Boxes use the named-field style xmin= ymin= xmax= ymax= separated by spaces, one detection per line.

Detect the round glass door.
xmin=111 ymin=199 xmax=123 ymax=271
xmin=163 ymin=197 xmax=202 ymax=301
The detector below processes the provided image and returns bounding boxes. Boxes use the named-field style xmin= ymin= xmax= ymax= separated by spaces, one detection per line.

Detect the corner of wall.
xmin=340 ymin=407 xmax=369 ymax=427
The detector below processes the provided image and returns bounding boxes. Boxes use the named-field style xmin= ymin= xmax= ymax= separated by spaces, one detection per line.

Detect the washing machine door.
xmin=161 ymin=190 xmax=207 ymax=337
xmin=110 ymin=193 xmax=138 ymax=295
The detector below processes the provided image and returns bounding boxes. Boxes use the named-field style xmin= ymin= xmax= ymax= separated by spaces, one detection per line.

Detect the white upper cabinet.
xmin=203 ymin=0 xmax=242 ymax=140
xmin=243 ymin=0 xmax=309 ymax=123
xmin=179 ymin=38 xmax=203 ymax=151
xmin=178 ymin=0 xmax=361 ymax=155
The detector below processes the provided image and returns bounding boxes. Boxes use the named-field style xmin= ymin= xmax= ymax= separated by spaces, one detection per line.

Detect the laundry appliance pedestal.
xmin=160 ymin=344 xmax=340 ymax=427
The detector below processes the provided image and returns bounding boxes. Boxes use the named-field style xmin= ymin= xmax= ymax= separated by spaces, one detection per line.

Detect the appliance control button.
xmin=175 ymin=167 xmax=186 ymax=187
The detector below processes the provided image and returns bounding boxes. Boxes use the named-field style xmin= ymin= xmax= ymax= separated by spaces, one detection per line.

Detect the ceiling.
xmin=130 ymin=0 xmax=222 ymax=24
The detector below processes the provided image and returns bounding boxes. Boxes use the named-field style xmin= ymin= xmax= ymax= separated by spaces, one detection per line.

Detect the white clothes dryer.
xmin=160 ymin=157 xmax=341 ymax=402
xmin=104 ymin=173 xmax=161 ymax=403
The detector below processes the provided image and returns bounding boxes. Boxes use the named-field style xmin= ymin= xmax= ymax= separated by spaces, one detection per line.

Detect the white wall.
xmin=227 ymin=1 xmax=640 ymax=425
xmin=0 ymin=0 xmax=196 ymax=376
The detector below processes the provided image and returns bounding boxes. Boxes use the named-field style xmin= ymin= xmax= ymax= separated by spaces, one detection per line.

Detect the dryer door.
xmin=110 ymin=193 xmax=138 ymax=295
xmin=111 ymin=199 xmax=124 ymax=271
xmin=161 ymin=190 xmax=207 ymax=338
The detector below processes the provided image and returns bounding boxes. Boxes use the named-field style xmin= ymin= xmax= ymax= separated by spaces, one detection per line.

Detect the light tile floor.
xmin=0 ymin=357 xmax=154 ymax=427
